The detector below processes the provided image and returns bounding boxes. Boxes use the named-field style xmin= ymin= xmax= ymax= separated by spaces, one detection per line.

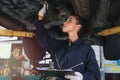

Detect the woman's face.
xmin=62 ymin=16 xmax=80 ymax=33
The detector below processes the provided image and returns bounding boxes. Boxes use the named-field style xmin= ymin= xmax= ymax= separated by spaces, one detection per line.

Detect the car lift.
xmin=0 ymin=29 xmax=34 ymax=38
xmin=0 ymin=26 xmax=120 ymax=37
xmin=97 ymin=26 xmax=120 ymax=36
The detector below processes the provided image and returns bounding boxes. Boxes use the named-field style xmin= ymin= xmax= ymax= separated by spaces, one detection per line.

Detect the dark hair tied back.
xmin=73 ymin=14 xmax=91 ymax=38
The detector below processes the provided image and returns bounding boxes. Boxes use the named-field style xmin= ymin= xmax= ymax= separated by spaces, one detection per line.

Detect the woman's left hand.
xmin=65 ymin=72 xmax=83 ymax=80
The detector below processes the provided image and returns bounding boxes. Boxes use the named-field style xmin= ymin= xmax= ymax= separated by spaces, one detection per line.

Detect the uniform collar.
xmin=68 ymin=38 xmax=84 ymax=46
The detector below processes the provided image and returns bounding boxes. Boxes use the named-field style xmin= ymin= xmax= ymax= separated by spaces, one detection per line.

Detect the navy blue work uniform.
xmin=35 ymin=20 xmax=101 ymax=80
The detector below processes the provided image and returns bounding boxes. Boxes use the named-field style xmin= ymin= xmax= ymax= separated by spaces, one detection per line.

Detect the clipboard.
xmin=36 ymin=68 xmax=75 ymax=77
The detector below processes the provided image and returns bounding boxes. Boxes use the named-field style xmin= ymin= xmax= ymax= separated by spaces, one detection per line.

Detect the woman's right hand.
xmin=38 ymin=1 xmax=48 ymax=20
